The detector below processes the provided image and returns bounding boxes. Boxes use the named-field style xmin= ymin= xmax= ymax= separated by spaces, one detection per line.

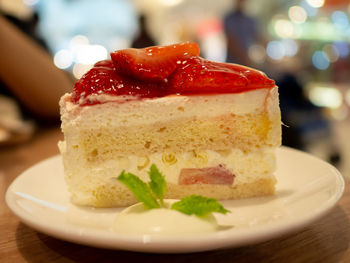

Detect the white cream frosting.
xmin=60 ymin=88 xmax=275 ymax=128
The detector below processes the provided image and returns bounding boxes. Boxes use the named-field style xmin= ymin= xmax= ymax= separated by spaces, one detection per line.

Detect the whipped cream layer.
xmin=60 ymin=88 xmax=277 ymax=128
xmin=107 ymin=148 xmax=276 ymax=185
xmin=59 ymin=140 xmax=276 ymax=187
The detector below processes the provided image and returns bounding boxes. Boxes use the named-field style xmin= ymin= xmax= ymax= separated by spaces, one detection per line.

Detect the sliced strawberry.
xmin=179 ymin=165 xmax=235 ymax=185
xmin=72 ymin=60 xmax=165 ymax=105
xmin=110 ymin=42 xmax=200 ymax=82
xmin=225 ymin=63 xmax=275 ymax=87
xmin=167 ymin=57 xmax=275 ymax=94
xmin=94 ymin=59 xmax=115 ymax=68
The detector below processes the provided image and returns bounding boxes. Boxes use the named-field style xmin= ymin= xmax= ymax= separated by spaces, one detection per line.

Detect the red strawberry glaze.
xmin=167 ymin=57 xmax=274 ymax=95
xmin=110 ymin=42 xmax=200 ymax=82
xmin=72 ymin=60 xmax=166 ymax=105
xmin=72 ymin=43 xmax=275 ymax=106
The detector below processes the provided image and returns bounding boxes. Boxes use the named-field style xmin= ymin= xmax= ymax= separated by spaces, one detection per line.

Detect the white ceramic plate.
xmin=6 ymin=147 xmax=344 ymax=253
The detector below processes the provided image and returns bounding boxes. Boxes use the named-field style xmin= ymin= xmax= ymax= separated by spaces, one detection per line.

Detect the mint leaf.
xmin=117 ymin=171 xmax=160 ymax=209
xmin=171 ymin=195 xmax=230 ymax=216
xmin=118 ymin=165 xmax=230 ymax=217
xmin=148 ymin=164 xmax=166 ymax=207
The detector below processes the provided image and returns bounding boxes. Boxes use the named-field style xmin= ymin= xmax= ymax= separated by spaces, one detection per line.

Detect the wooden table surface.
xmin=1 ymin=126 xmax=349 ymax=263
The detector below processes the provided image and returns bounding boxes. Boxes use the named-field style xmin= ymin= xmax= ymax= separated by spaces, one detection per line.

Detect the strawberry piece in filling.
xmin=179 ymin=165 xmax=235 ymax=185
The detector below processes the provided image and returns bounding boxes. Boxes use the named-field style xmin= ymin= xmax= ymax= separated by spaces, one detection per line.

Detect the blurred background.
xmin=0 ymin=0 xmax=349 ymax=177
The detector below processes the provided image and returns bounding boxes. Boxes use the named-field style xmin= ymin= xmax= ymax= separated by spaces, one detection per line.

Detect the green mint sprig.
xmin=117 ymin=171 xmax=160 ymax=209
xmin=170 ymin=195 xmax=230 ymax=216
xmin=117 ymin=164 xmax=230 ymax=216
xmin=148 ymin=164 xmax=166 ymax=207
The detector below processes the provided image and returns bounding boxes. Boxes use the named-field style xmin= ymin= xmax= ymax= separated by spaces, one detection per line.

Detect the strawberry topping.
xmin=168 ymin=57 xmax=274 ymax=94
xmin=110 ymin=42 xmax=200 ymax=82
xmin=72 ymin=60 xmax=164 ymax=105
xmin=72 ymin=42 xmax=275 ymax=105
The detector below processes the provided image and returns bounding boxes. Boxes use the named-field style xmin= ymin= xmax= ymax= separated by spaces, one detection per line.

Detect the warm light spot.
xmin=160 ymin=0 xmax=183 ymax=6
xmin=69 ymin=35 xmax=89 ymax=49
xmin=274 ymin=19 xmax=294 ymax=38
xmin=301 ymin=0 xmax=318 ymax=17
xmin=248 ymin=44 xmax=266 ymax=64
xmin=288 ymin=6 xmax=307 ymax=23
xmin=306 ymin=0 xmax=325 ymax=8
xmin=309 ymin=86 xmax=342 ymax=108
xmin=54 ymin=49 xmax=73 ymax=69
xmin=73 ymin=63 xmax=93 ymax=79
xmin=76 ymin=45 xmax=108 ymax=65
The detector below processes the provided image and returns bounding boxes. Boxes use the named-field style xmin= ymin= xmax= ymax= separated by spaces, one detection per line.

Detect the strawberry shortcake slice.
xmin=59 ymin=42 xmax=281 ymax=207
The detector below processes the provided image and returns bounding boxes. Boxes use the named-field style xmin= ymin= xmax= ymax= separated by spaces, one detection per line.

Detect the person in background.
xmin=131 ymin=14 xmax=156 ymax=48
xmin=0 ymin=15 xmax=73 ymax=120
xmin=223 ymin=0 xmax=259 ymax=66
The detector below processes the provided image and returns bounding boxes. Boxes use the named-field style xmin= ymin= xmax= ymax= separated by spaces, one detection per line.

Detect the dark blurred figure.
xmin=277 ymin=73 xmax=341 ymax=166
xmin=277 ymin=73 xmax=325 ymax=149
xmin=0 ymin=14 xmax=72 ymax=145
xmin=0 ymin=15 xmax=72 ymax=120
xmin=1 ymin=12 xmax=49 ymax=119
xmin=131 ymin=14 xmax=156 ymax=48
xmin=3 ymin=12 xmax=48 ymax=50
xmin=223 ymin=0 xmax=259 ymax=66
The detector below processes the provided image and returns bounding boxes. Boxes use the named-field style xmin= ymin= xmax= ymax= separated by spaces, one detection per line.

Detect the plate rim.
xmin=5 ymin=146 xmax=345 ymax=253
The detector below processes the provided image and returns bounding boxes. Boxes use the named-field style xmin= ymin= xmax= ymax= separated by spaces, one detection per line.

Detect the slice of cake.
xmin=59 ymin=42 xmax=281 ymax=208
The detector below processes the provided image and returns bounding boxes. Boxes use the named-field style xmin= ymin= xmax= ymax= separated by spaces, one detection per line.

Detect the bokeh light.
xmin=323 ymin=44 xmax=339 ymax=63
xmin=288 ymin=6 xmax=307 ymax=23
xmin=331 ymin=11 xmax=349 ymax=29
xmin=281 ymin=38 xmax=298 ymax=56
xmin=160 ymin=0 xmax=183 ymax=6
xmin=75 ymin=45 xmax=108 ymax=65
xmin=333 ymin=42 xmax=350 ymax=58
xmin=266 ymin=41 xmax=285 ymax=60
xmin=306 ymin=0 xmax=325 ymax=8
xmin=301 ymin=0 xmax=318 ymax=17
xmin=312 ymin=51 xmax=330 ymax=70
xmin=274 ymin=19 xmax=295 ymax=38
xmin=248 ymin=44 xmax=266 ymax=64
xmin=54 ymin=49 xmax=73 ymax=69
xmin=73 ymin=64 xmax=93 ymax=79
xmin=69 ymin=35 xmax=89 ymax=50
xmin=309 ymin=86 xmax=342 ymax=108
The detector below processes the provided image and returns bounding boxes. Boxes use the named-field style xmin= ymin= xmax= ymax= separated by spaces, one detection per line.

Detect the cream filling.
xmin=60 ymin=88 xmax=275 ymax=128
xmin=89 ymin=147 xmax=276 ymax=186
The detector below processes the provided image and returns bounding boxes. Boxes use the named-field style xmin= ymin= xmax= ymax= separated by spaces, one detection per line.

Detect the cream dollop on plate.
xmin=114 ymin=200 xmax=220 ymax=235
